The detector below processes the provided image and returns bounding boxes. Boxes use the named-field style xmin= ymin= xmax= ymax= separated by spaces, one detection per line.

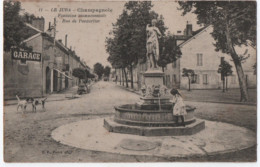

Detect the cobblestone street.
xmin=4 ymin=81 xmax=257 ymax=162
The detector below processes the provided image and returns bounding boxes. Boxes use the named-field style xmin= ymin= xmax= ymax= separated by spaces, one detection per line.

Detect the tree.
xmin=4 ymin=1 xmax=32 ymax=51
xmin=72 ymin=68 xmax=86 ymax=84
xmin=158 ymin=33 xmax=182 ymax=71
xmin=93 ymin=63 xmax=104 ymax=79
xmin=178 ymin=1 xmax=256 ymax=102
xmin=106 ymin=1 xmax=167 ymax=89
xmin=88 ymin=72 xmax=96 ymax=79
xmin=217 ymin=60 xmax=233 ymax=92
xmin=103 ymin=66 xmax=111 ymax=78
xmin=253 ymin=62 xmax=256 ymax=75
xmin=182 ymin=68 xmax=195 ymax=91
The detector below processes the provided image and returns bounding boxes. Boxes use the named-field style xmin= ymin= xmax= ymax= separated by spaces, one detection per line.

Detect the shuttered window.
xmin=197 ymin=54 xmax=203 ymax=66
xmin=203 ymin=74 xmax=208 ymax=84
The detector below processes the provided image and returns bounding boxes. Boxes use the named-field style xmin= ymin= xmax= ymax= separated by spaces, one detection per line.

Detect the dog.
xmin=32 ymin=98 xmax=47 ymax=112
xmin=16 ymin=95 xmax=31 ymax=114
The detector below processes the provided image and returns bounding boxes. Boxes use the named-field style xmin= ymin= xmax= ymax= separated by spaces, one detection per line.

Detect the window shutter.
xmin=200 ymin=54 xmax=203 ymax=66
xmin=197 ymin=54 xmax=199 ymax=66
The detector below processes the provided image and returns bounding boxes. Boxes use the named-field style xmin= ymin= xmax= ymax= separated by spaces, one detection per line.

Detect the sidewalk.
xmin=4 ymin=86 xmax=79 ymax=106
xmin=116 ymin=83 xmax=257 ymax=106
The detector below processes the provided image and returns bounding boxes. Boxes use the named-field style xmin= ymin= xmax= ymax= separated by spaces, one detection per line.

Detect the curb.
xmin=4 ymin=98 xmax=74 ymax=106
xmin=52 ymin=117 xmax=257 ymax=160
xmin=116 ymin=84 xmax=141 ymax=96
xmin=116 ymin=84 xmax=256 ymax=106
xmin=4 ymin=83 xmax=97 ymax=106
xmin=186 ymin=100 xmax=256 ymax=106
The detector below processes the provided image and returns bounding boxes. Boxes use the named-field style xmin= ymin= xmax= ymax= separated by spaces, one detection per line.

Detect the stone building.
xmin=165 ymin=25 xmax=256 ymax=90
xmin=4 ymin=17 xmax=87 ymax=99
xmin=117 ymin=23 xmax=256 ymax=91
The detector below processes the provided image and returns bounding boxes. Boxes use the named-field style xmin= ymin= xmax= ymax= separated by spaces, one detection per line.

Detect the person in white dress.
xmin=170 ymin=89 xmax=187 ymax=126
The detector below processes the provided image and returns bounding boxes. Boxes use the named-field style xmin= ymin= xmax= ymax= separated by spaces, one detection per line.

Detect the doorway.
xmin=46 ymin=67 xmax=51 ymax=93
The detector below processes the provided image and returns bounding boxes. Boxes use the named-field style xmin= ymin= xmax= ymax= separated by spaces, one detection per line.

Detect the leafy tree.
xmin=158 ymin=33 xmax=182 ymax=71
xmin=93 ymin=63 xmax=104 ymax=79
xmin=106 ymin=14 xmax=129 ymax=87
xmin=106 ymin=1 xmax=167 ymax=89
xmin=88 ymin=72 xmax=96 ymax=79
xmin=182 ymin=68 xmax=195 ymax=91
xmin=4 ymin=1 xmax=31 ymax=51
xmin=217 ymin=60 xmax=233 ymax=92
xmin=21 ymin=12 xmax=36 ymax=24
xmin=178 ymin=1 xmax=256 ymax=102
xmin=103 ymin=66 xmax=111 ymax=78
xmin=72 ymin=68 xmax=86 ymax=84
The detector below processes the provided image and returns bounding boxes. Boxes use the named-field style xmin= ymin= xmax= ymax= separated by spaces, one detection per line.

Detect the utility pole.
xmin=53 ymin=17 xmax=56 ymax=45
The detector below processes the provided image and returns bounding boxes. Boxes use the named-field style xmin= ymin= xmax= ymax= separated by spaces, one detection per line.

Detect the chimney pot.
xmin=186 ymin=23 xmax=192 ymax=36
xmin=65 ymin=35 xmax=68 ymax=47
xmin=31 ymin=17 xmax=45 ymax=32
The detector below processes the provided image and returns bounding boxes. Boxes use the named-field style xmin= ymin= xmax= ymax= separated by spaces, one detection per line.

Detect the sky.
xmin=21 ymin=1 xmax=201 ymax=68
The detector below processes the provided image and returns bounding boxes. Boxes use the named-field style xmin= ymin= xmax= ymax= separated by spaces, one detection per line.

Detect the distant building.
xmin=125 ymin=23 xmax=256 ymax=91
xmin=4 ymin=17 xmax=87 ymax=99
xmin=165 ymin=24 xmax=256 ymax=90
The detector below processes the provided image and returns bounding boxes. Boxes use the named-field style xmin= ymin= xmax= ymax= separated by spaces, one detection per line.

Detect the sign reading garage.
xmin=12 ymin=50 xmax=41 ymax=62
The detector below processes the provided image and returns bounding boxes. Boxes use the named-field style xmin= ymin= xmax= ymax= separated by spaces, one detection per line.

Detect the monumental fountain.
xmin=51 ymin=20 xmax=255 ymax=158
xmin=104 ymin=19 xmax=205 ymax=136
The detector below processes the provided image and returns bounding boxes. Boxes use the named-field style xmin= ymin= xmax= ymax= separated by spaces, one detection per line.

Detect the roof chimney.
xmin=65 ymin=35 xmax=68 ymax=47
xmin=31 ymin=17 xmax=45 ymax=32
xmin=186 ymin=21 xmax=192 ymax=36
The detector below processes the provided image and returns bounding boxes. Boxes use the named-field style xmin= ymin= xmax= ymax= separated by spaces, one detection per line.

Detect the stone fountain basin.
xmin=114 ymin=104 xmax=196 ymax=127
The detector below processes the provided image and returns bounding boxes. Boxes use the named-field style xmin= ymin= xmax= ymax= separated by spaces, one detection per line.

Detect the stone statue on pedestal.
xmin=146 ymin=19 xmax=162 ymax=69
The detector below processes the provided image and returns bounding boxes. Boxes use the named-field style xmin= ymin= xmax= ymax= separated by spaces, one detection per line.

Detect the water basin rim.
xmin=140 ymin=96 xmax=172 ymax=100
xmin=114 ymin=104 xmax=196 ymax=113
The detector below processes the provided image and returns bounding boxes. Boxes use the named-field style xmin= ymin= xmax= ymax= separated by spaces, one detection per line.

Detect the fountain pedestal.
xmin=104 ymin=69 xmax=205 ymax=136
xmin=143 ymin=69 xmax=164 ymax=87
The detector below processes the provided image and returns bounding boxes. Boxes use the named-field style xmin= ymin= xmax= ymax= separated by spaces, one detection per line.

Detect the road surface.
xmin=4 ymin=81 xmax=256 ymax=162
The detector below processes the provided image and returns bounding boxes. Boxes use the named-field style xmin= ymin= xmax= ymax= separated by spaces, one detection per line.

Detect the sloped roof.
xmin=25 ymin=23 xmax=43 ymax=33
xmin=21 ymin=23 xmax=42 ymax=43
xmin=178 ymin=25 xmax=211 ymax=48
xmin=22 ymin=23 xmax=69 ymax=54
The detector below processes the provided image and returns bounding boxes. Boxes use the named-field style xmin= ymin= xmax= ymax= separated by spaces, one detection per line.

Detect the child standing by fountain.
xmin=170 ymin=89 xmax=187 ymax=127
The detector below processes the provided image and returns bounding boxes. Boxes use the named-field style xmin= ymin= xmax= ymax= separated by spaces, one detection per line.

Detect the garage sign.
xmin=11 ymin=50 xmax=41 ymax=62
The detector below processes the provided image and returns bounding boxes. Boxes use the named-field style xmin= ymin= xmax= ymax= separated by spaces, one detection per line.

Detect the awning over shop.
xmin=53 ymin=68 xmax=73 ymax=80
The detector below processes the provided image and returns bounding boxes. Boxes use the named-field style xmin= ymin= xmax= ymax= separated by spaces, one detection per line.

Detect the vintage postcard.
xmin=2 ymin=0 xmax=257 ymax=164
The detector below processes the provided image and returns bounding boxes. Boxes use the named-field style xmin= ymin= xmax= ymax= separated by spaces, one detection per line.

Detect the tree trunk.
xmin=222 ymin=77 xmax=225 ymax=93
xmin=188 ymin=78 xmax=191 ymax=91
xmin=119 ymin=69 xmax=121 ymax=85
xmin=121 ymin=68 xmax=124 ymax=86
xmin=130 ymin=64 xmax=134 ymax=89
xmin=225 ymin=19 xmax=249 ymax=101
xmin=226 ymin=76 xmax=228 ymax=91
xmin=123 ymin=68 xmax=128 ymax=88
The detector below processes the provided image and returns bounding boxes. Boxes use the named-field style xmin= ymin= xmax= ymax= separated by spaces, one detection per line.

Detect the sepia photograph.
xmin=2 ymin=0 xmax=257 ymax=164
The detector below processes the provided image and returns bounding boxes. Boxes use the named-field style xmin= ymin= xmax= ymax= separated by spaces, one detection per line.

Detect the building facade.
xmin=4 ymin=17 xmax=87 ymax=99
xmin=125 ymin=24 xmax=256 ymax=91
xmin=165 ymin=25 xmax=256 ymax=90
